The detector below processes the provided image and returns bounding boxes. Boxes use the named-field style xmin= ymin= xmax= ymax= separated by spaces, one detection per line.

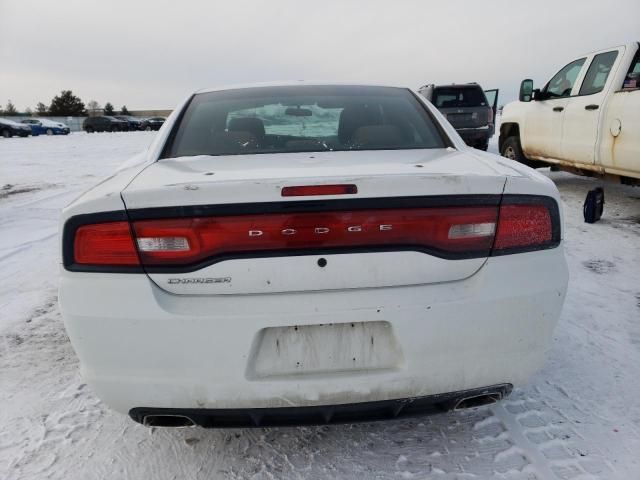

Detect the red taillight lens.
xmin=281 ymin=184 xmax=358 ymax=197
xmin=66 ymin=197 xmax=559 ymax=271
xmin=132 ymin=206 xmax=499 ymax=266
xmin=74 ymin=221 xmax=140 ymax=265
xmin=494 ymin=204 xmax=552 ymax=251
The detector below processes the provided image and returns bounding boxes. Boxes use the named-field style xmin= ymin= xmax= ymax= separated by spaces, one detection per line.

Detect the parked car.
xmin=21 ymin=118 xmax=70 ymax=135
xmin=60 ymin=83 xmax=568 ymax=428
xmin=83 ymin=116 xmax=128 ymax=133
xmin=500 ymin=42 xmax=640 ymax=187
xmin=140 ymin=116 xmax=165 ymax=131
xmin=0 ymin=118 xmax=33 ymax=137
xmin=115 ymin=115 xmax=143 ymax=131
xmin=419 ymin=83 xmax=498 ymax=150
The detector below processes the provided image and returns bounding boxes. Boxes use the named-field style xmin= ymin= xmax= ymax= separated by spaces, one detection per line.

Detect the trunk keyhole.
xmin=317 ymin=258 xmax=327 ymax=268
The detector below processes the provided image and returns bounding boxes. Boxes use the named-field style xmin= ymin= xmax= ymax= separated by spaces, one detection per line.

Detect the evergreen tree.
xmin=25 ymin=107 xmax=33 ymax=115
xmin=49 ymin=90 xmax=86 ymax=116
xmin=104 ymin=102 xmax=114 ymax=115
xmin=5 ymin=100 xmax=17 ymax=115
xmin=36 ymin=102 xmax=48 ymax=116
xmin=120 ymin=105 xmax=130 ymax=115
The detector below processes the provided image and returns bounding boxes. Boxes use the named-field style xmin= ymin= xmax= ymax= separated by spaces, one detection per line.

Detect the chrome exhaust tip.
xmin=142 ymin=414 xmax=196 ymax=428
xmin=454 ymin=392 xmax=503 ymax=411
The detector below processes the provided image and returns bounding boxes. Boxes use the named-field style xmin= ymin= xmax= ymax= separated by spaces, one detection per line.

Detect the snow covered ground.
xmin=1 ymin=132 xmax=639 ymax=479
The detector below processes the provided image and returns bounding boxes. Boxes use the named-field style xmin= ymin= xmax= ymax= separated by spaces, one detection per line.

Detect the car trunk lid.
xmin=121 ymin=148 xmax=507 ymax=295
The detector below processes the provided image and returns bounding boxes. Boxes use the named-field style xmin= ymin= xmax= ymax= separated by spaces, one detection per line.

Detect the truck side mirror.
xmin=519 ymin=79 xmax=534 ymax=102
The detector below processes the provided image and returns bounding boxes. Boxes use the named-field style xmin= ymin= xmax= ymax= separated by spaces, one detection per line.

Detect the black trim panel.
xmin=126 ymin=194 xmax=502 ymax=220
xmin=158 ymin=93 xmax=195 ymax=160
xmin=129 ymin=384 xmax=512 ymax=428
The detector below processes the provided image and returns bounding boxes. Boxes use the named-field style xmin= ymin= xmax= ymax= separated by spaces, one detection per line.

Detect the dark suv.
xmin=140 ymin=117 xmax=166 ymax=131
xmin=83 ymin=116 xmax=128 ymax=133
xmin=418 ymin=83 xmax=498 ymax=150
xmin=115 ymin=115 xmax=143 ymax=131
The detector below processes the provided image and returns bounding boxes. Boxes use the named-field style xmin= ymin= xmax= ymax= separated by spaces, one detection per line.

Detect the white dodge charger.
xmin=59 ymin=83 xmax=568 ymax=428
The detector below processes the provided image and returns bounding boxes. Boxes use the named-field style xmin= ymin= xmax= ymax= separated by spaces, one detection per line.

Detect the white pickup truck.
xmin=500 ymin=42 xmax=640 ymax=187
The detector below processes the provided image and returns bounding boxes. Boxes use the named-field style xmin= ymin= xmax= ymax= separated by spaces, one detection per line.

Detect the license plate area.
xmin=246 ymin=321 xmax=403 ymax=380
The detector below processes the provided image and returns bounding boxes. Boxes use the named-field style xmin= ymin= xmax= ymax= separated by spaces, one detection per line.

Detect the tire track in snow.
xmin=0 ymin=232 xmax=57 ymax=262
xmin=492 ymin=390 xmax=618 ymax=480
xmin=491 ymin=403 xmax=559 ymax=479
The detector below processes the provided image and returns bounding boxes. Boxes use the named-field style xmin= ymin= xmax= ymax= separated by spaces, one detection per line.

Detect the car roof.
xmin=195 ymin=81 xmax=408 ymax=95
xmin=578 ymin=43 xmax=635 ymax=57
xmin=432 ymin=83 xmax=481 ymax=89
xmin=0 ymin=118 xmax=24 ymax=125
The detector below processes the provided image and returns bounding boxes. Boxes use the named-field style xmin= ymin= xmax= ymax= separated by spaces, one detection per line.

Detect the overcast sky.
xmin=1 ymin=0 xmax=638 ymax=111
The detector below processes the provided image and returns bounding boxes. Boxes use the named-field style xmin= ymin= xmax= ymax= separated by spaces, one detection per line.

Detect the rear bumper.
xmin=130 ymin=384 xmax=512 ymax=428
xmin=456 ymin=125 xmax=494 ymax=144
xmin=59 ymin=247 xmax=567 ymax=416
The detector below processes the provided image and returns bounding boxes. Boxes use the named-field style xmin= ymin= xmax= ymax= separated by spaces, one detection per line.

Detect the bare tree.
xmin=87 ymin=100 xmax=101 ymax=115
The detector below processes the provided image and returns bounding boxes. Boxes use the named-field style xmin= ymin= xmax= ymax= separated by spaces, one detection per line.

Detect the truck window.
xmin=545 ymin=58 xmax=586 ymax=98
xmin=623 ymin=49 xmax=640 ymax=89
xmin=579 ymin=51 xmax=618 ymax=95
xmin=432 ymin=87 xmax=487 ymax=108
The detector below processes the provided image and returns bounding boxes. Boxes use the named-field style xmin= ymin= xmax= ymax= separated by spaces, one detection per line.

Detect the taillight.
xmin=132 ymin=206 xmax=499 ymax=267
xmin=487 ymin=107 xmax=494 ymax=126
xmin=74 ymin=221 xmax=140 ymax=266
xmin=493 ymin=204 xmax=553 ymax=252
xmin=64 ymin=196 xmax=559 ymax=271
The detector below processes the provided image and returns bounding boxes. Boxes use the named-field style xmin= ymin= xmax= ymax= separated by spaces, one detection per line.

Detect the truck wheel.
xmin=1 ymin=129 xmax=10 ymax=138
xmin=500 ymin=136 xmax=527 ymax=162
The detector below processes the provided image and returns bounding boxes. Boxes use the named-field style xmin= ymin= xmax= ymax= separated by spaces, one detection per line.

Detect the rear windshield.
xmin=432 ymin=87 xmax=488 ymax=108
xmin=163 ymin=85 xmax=447 ymax=158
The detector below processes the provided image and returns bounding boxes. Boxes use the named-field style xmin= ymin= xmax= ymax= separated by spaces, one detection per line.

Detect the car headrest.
xmin=351 ymin=125 xmax=404 ymax=148
xmin=228 ymin=117 xmax=265 ymax=139
xmin=338 ymin=104 xmax=383 ymax=144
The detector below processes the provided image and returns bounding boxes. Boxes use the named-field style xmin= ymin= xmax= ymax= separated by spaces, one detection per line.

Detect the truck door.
xmin=484 ymin=89 xmax=499 ymax=120
xmin=561 ymin=48 xmax=622 ymax=164
xmin=521 ymin=58 xmax=586 ymax=161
